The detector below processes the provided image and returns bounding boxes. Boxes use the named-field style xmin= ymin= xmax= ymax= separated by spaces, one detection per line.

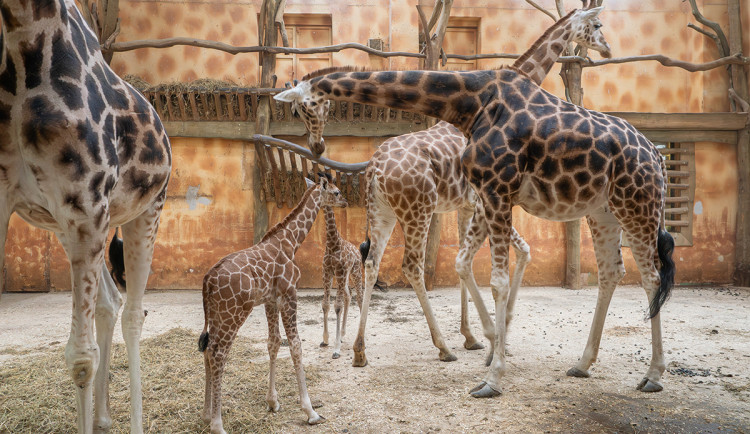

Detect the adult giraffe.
xmin=275 ymin=5 xmax=675 ymax=398
xmin=347 ymin=3 xmax=613 ymax=367
xmin=0 ymin=0 xmax=171 ymax=431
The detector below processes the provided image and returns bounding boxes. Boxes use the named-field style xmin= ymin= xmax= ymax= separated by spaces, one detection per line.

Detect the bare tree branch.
xmin=274 ymin=0 xmax=289 ymax=47
xmin=554 ymin=0 xmax=566 ymax=19
xmin=525 ymin=0 xmax=557 ymax=22
xmin=425 ymin=0 xmax=444 ymax=34
xmin=688 ymin=23 xmax=723 ymax=54
xmin=686 ymin=0 xmax=730 ymax=56
xmin=416 ymin=4 xmax=430 ymax=45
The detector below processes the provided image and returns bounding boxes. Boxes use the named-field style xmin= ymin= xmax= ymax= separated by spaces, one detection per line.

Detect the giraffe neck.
xmin=0 ymin=0 xmax=69 ymax=40
xmin=323 ymin=205 xmax=340 ymax=250
xmin=261 ymin=187 xmax=322 ymax=254
xmin=513 ymin=9 xmax=576 ymax=85
xmin=308 ymin=69 xmax=501 ymax=134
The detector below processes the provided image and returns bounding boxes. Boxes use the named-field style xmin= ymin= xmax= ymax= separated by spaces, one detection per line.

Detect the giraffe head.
xmin=305 ymin=174 xmax=348 ymax=208
xmin=568 ymin=5 xmax=612 ymax=58
xmin=275 ymin=81 xmax=330 ymax=156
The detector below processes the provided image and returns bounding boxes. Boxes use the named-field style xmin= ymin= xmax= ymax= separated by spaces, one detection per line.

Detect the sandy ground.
xmin=1 ymin=285 xmax=749 ymax=433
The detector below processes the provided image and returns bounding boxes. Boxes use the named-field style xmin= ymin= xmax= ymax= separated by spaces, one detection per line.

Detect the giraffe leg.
xmin=93 ymin=263 xmax=123 ymax=432
xmin=320 ymin=267 xmax=333 ymax=347
xmin=506 ymin=227 xmax=531 ymax=332
xmin=567 ymin=211 xmax=624 ymax=379
xmin=57 ymin=225 xmax=109 ymax=433
xmin=265 ymin=303 xmax=282 ymax=412
xmin=457 ymin=206 xmax=483 ymax=351
xmin=353 ymin=213 xmax=396 ymax=367
xmin=469 ymin=199 xmax=513 ymax=398
xmin=341 ymin=271 xmax=351 ymax=337
xmin=119 ymin=195 xmax=165 ymax=434
xmin=628 ymin=226 xmax=667 ymax=392
xmin=351 ymin=261 xmax=364 ymax=311
xmin=332 ymin=272 xmax=347 ymax=359
xmin=455 ymin=202 xmax=496 ymax=365
xmin=206 ymin=328 xmax=237 ymax=434
xmin=280 ymin=295 xmax=325 ymax=424
xmin=202 ymin=349 xmax=212 ymax=423
xmin=401 ymin=216 xmax=456 ymax=362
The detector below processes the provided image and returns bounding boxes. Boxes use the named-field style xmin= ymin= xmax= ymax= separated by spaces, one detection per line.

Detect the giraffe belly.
xmin=515 ymin=176 xmax=608 ymax=221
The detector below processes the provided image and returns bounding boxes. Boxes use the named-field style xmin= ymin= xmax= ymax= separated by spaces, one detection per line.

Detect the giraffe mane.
xmin=259 ymin=186 xmax=317 ymax=243
xmin=302 ymin=66 xmax=369 ymax=81
xmin=513 ymin=9 xmax=577 ymax=69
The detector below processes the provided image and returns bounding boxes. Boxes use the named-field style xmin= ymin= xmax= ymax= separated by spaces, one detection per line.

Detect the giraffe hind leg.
xmin=457 ymin=206 xmax=483 ymax=351
xmin=93 ymin=263 xmax=123 ymax=432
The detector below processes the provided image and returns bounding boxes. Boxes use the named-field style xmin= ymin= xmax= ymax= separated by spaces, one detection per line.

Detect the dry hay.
xmin=0 ymin=328 xmax=318 ymax=433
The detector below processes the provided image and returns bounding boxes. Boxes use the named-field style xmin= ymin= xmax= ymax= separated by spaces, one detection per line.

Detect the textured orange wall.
xmin=3 ymin=0 xmax=744 ymax=291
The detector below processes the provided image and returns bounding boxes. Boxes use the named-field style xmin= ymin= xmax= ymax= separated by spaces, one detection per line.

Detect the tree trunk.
xmin=252 ymin=0 xmax=284 ymax=244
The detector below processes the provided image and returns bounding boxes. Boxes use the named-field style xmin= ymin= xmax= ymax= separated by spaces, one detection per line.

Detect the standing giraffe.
xmin=346 ymin=2 xmax=612 ymax=367
xmin=274 ymin=4 xmax=676 ymax=399
xmin=0 ymin=0 xmax=171 ymax=431
xmin=320 ymin=203 xmax=364 ymax=359
xmin=198 ymin=176 xmax=345 ymax=433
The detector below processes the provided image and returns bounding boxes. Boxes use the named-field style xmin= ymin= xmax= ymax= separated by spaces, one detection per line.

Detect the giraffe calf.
xmin=320 ymin=205 xmax=364 ymax=359
xmin=198 ymin=176 xmax=346 ymax=433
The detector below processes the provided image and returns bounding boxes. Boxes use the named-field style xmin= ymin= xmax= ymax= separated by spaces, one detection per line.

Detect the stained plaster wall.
xmin=4 ymin=0 xmax=745 ymax=291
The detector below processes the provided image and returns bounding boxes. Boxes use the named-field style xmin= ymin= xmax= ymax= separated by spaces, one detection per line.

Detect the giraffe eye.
xmin=334 ymin=191 xmax=340 ymax=196
xmin=593 ymin=24 xmax=602 ymax=29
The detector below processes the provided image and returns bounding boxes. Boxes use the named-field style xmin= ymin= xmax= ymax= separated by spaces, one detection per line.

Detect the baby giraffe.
xmin=321 ymin=202 xmax=364 ymax=359
xmin=198 ymin=175 xmax=346 ymax=433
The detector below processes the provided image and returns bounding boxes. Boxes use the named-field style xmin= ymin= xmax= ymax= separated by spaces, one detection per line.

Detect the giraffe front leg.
xmin=265 ymin=303 xmax=282 ymax=412
xmin=119 ymin=200 xmax=164 ymax=434
xmin=94 ymin=263 xmax=123 ymax=433
xmin=57 ymin=228 xmax=108 ymax=433
xmin=469 ymin=204 xmax=513 ymax=399
xmin=320 ymin=268 xmax=333 ymax=347
xmin=455 ymin=203 xmax=496 ymax=364
xmin=280 ymin=296 xmax=325 ymax=424
xmin=457 ymin=206 xmax=483 ymax=351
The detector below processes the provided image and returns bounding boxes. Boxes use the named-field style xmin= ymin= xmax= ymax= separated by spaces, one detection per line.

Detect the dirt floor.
xmin=1 ymin=285 xmax=749 ymax=433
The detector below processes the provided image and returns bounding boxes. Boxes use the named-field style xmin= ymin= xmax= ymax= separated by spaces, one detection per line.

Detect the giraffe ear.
xmin=274 ymin=86 xmax=302 ymax=103
xmin=304 ymin=177 xmax=315 ymax=189
xmin=319 ymin=176 xmax=329 ymax=189
xmin=581 ymin=6 xmax=604 ymax=19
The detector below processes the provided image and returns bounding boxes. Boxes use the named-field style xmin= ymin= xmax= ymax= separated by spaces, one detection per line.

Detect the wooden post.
xmin=558 ymin=0 xmax=584 ymax=289
xmin=252 ymin=0 xmax=284 ymax=244
xmin=728 ymin=0 xmax=750 ymax=286
xmin=417 ymin=0 xmax=453 ymax=290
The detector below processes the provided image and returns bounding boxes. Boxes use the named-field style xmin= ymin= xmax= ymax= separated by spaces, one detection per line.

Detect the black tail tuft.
xmin=109 ymin=228 xmax=126 ymax=290
xmin=359 ymin=237 xmax=371 ymax=264
xmin=198 ymin=332 xmax=209 ymax=352
xmin=649 ymin=229 xmax=675 ymax=319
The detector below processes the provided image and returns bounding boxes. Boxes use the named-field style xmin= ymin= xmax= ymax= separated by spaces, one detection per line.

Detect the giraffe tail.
xmin=108 ymin=228 xmax=126 ymax=290
xmin=649 ymin=159 xmax=675 ymax=319
xmin=198 ymin=274 xmax=210 ymax=352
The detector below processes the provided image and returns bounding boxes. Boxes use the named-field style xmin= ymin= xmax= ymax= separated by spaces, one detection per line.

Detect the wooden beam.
xmin=162 ymin=120 xmax=426 ymax=139
xmin=641 ymin=130 xmax=738 ymax=144
xmin=608 ymin=112 xmax=747 ymax=130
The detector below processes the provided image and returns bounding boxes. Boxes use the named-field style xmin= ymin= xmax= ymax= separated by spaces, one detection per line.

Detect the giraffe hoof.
xmin=566 ymin=367 xmax=590 ymax=378
xmin=332 ymin=352 xmax=340 ymax=359
xmin=352 ymin=352 xmax=368 ymax=367
xmin=267 ymin=402 xmax=281 ymax=413
xmin=637 ymin=377 xmax=663 ymax=392
xmin=93 ymin=417 xmax=112 ymax=433
xmin=469 ymin=382 xmax=502 ymax=398
xmin=308 ymin=414 xmax=326 ymax=425
xmin=319 ymin=342 xmax=328 ymax=347
xmin=440 ymin=351 xmax=458 ymax=362
xmin=463 ymin=340 xmax=485 ymax=351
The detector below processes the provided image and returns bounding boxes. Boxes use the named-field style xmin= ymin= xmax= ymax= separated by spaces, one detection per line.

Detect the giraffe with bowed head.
xmin=0 ymin=0 xmax=171 ymax=431
xmin=198 ymin=175 xmax=346 ymax=433
xmin=277 ymin=1 xmax=613 ymax=368
xmin=274 ymin=3 xmax=675 ymax=398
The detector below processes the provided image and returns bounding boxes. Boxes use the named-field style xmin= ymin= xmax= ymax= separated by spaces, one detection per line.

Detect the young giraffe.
xmin=0 ymin=0 xmax=171 ymax=431
xmin=345 ymin=2 xmax=612 ymax=367
xmin=198 ymin=176 xmax=345 ymax=433
xmin=275 ymin=4 xmax=676 ymax=399
xmin=321 ymin=204 xmax=364 ymax=359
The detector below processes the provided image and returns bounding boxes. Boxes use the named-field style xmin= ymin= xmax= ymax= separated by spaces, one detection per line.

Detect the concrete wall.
xmin=4 ymin=0 xmax=745 ymax=291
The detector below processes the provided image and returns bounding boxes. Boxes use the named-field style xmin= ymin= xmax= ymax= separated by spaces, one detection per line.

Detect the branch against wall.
xmin=79 ymin=0 xmax=120 ymax=64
